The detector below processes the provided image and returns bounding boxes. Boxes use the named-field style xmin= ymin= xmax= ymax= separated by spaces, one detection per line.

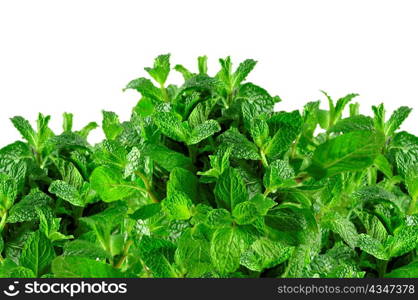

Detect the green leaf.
xmin=0 ymin=174 xmax=17 ymax=212
xmin=390 ymin=131 xmax=418 ymax=177
xmin=77 ymin=121 xmax=98 ymax=139
xmin=80 ymin=203 xmax=127 ymax=235
xmin=130 ymin=203 xmax=161 ymax=221
xmin=175 ymin=228 xmax=212 ymax=277
xmin=138 ymin=236 xmax=177 ymax=278
xmin=162 ymin=192 xmax=193 ymax=220
xmin=174 ymin=64 xmax=193 ymax=80
xmin=6 ymin=266 xmax=36 ymax=278
xmin=167 ymin=167 xmax=198 ymax=201
xmin=20 ymin=231 xmax=55 ymax=276
xmin=240 ymin=238 xmax=293 ymax=272
xmin=329 ymin=115 xmax=374 ymax=133
xmin=249 ymin=194 xmax=276 ymax=216
xmin=217 ymin=128 xmax=260 ymax=160
xmin=52 ymin=256 xmax=125 ymax=278
xmin=372 ymin=103 xmax=386 ymax=133
xmin=63 ymin=240 xmax=111 ymax=260
xmin=38 ymin=209 xmax=72 ymax=242
xmin=102 ymin=111 xmax=124 ymax=140
xmin=142 ymin=143 xmax=192 ymax=172
xmin=123 ymin=77 xmax=164 ymax=103
xmin=333 ymin=93 xmax=359 ymax=121
xmin=10 ymin=116 xmax=37 ymax=147
xmin=214 ymin=167 xmax=248 ymax=211
xmin=187 ymin=120 xmax=221 ymax=145
xmin=263 ymin=160 xmax=296 ymax=193
xmin=197 ymin=55 xmax=208 ymax=75
xmin=322 ymin=212 xmax=358 ymax=248
xmin=49 ymin=180 xmax=84 ymax=207
xmin=385 ymin=261 xmax=418 ymax=278
xmin=374 ymin=154 xmax=393 ymax=178
xmin=264 ymin=111 xmax=302 ymax=159
xmin=7 ymin=190 xmax=51 ymax=223
xmin=250 ymin=118 xmax=269 ymax=148
xmin=210 ymin=226 xmax=250 ymax=275
xmin=385 ymin=106 xmax=412 ymax=136
xmin=205 ymin=209 xmax=232 ymax=228
xmin=232 ymin=201 xmax=259 ymax=225
xmin=405 ymin=165 xmax=418 ymax=201
xmin=153 ymin=112 xmax=189 ymax=142
xmin=144 ymin=54 xmax=171 ymax=85
xmin=386 ymin=225 xmax=418 ymax=258
xmin=283 ymin=245 xmax=313 ymax=278
xmin=134 ymin=97 xmax=155 ymax=118
xmin=308 ymin=131 xmax=384 ymax=179
xmin=357 ymin=234 xmax=389 ymax=260
xmin=188 ymin=97 xmax=218 ymax=128
xmin=62 ymin=112 xmax=73 ymax=132
xmin=90 ymin=166 xmax=140 ymax=202
xmin=93 ymin=140 xmax=128 ymax=170
xmin=233 ymin=59 xmax=257 ymax=86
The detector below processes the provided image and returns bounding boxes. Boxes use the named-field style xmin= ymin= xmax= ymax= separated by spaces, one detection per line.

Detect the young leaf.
xmin=102 ymin=111 xmax=124 ymax=140
xmin=385 ymin=106 xmax=412 ymax=136
xmin=162 ymin=192 xmax=193 ymax=221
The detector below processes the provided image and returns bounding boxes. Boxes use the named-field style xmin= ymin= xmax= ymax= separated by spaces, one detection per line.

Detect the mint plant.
xmin=0 ymin=54 xmax=417 ymax=278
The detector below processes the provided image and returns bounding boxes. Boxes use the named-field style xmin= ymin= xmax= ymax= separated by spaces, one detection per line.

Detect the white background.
xmin=0 ymin=0 xmax=417 ymax=146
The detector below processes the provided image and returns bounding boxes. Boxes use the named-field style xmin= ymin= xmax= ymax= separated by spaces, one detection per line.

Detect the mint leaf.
xmin=102 ymin=111 xmax=124 ymax=140
xmin=20 ymin=231 xmax=55 ymax=276
xmin=210 ymin=226 xmax=249 ymax=275
xmin=241 ymin=238 xmax=293 ymax=272
xmin=52 ymin=256 xmax=125 ymax=278
xmin=308 ymin=131 xmax=384 ymax=179
xmin=90 ymin=166 xmax=141 ymax=202
xmin=263 ymin=160 xmax=296 ymax=193
xmin=162 ymin=192 xmax=193 ymax=220
xmin=214 ymin=167 xmax=248 ymax=211
xmin=144 ymin=54 xmax=171 ymax=85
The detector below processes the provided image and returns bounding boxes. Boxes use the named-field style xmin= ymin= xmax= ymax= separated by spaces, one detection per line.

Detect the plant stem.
xmin=407 ymin=197 xmax=417 ymax=215
xmin=263 ymin=189 xmax=271 ymax=197
xmin=377 ymin=260 xmax=388 ymax=278
xmin=0 ymin=212 xmax=8 ymax=232
xmin=114 ymin=240 xmax=133 ymax=269
xmin=260 ymin=150 xmax=269 ymax=168
xmin=188 ymin=145 xmax=197 ymax=164
xmin=134 ymin=171 xmax=159 ymax=203
xmin=160 ymin=84 xmax=169 ymax=102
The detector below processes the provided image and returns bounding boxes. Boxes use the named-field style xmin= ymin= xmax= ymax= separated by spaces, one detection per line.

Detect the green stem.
xmin=188 ymin=145 xmax=197 ymax=164
xmin=407 ymin=197 xmax=417 ymax=215
xmin=377 ymin=260 xmax=388 ymax=278
xmin=260 ymin=150 xmax=269 ymax=168
xmin=114 ymin=240 xmax=133 ymax=269
xmin=134 ymin=171 xmax=159 ymax=203
xmin=0 ymin=212 xmax=8 ymax=232
xmin=263 ymin=189 xmax=271 ymax=197
xmin=160 ymin=84 xmax=169 ymax=102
